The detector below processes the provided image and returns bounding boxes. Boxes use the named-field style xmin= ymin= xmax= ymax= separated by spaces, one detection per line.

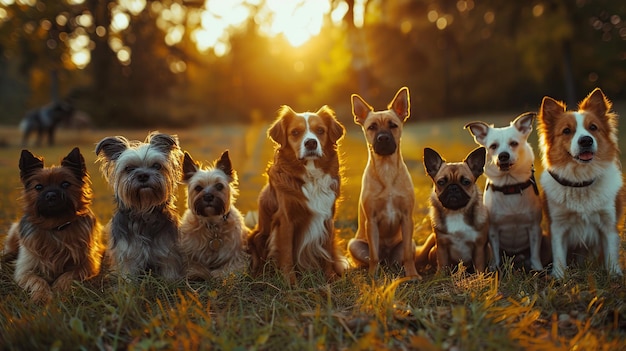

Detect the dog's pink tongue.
xmin=578 ymin=152 xmax=594 ymax=161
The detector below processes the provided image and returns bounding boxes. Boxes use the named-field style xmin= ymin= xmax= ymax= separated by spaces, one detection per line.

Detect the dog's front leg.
xmin=529 ymin=224 xmax=544 ymax=271
xmin=15 ymin=251 xmax=52 ymax=303
xmin=435 ymin=235 xmax=450 ymax=272
xmin=473 ymin=241 xmax=487 ymax=273
xmin=401 ymin=216 xmax=420 ymax=278
xmin=364 ymin=218 xmax=380 ymax=276
xmin=603 ymin=229 xmax=623 ymax=276
xmin=550 ymin=225 xmax=568 ymax=279
xmin=488 ymin=227 xmax=501 ymax=271
xmin=272 ymin=219 xmax=296 ymax=285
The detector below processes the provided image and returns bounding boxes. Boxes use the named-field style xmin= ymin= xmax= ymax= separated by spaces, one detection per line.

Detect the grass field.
xmin=0 ymin=112 xmax=625 ymax=350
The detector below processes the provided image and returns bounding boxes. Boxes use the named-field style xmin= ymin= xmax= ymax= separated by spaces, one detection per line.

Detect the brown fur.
xmin=179 ymin=151 xmax=249 ymax=279
xmin=420 ymin=147 xmax=489 ymax=273
xmin=3 ymin=148 xmax=104 ymax=303
xmin=247 ymin=106 xmax=346 ymax=284
xmin=347 ymin=87 xmax=420 ymax=278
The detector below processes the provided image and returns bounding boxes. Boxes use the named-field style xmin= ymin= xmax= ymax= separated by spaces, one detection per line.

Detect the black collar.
xmin=548 ymin=170 xmax=595 ymax=188
xmin=487 ymin=175 xmax=539 ymax=196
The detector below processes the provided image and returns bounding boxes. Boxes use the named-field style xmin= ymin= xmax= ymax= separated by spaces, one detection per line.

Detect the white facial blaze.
xmin=300 ymin=113 xmax=322 ymax=159
xmin=571 ymin=112 xmax=597 ymax=156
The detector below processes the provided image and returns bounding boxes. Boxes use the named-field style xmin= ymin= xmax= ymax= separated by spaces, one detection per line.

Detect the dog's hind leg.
xmin=347 ymin=238 xmax=370 ymax=268
xmin=489 ymin=227 xmax=501 ymax=271
xmin=603 ymin=230 xmax=623 ymax=276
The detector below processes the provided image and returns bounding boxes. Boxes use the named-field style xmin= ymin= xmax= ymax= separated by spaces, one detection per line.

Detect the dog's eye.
xmin=389 ymin=122 xmax=398 ymax=129
xmin=194 ymin=185 xmax=203 ymax=192
xmin=589 ymin=124 xmax=598 ymax=131
xmin=563 ymin=127 xmax=571 ymax=135
xmin=61 ymin=181 xmax=70 ymax=189
xmin=316 ymin=127 xmax=325 ymax=135
xmin=152 ymin=163 xmax=162 ymax=170
xmin=367 ymin=124 xmax=377 ymax=131
xmin=125 ymin=166 xmax=135 ymax=173
xmin=215 ymin=183 xmax=224 ymax=191
xmin=510 ymin=141 xmax=518 ymax=147
xmin=489 ymin=143 xmax=498 ymax=150
xmin=34 ymin=184 xmax=43 ymax=191
xmin=437 ymin=179 xmax=446 ymax=186
xmin=461 ymin=178 xmax=471 ymax=186
xmin=291 ymin=129 xmax=300 ymax=137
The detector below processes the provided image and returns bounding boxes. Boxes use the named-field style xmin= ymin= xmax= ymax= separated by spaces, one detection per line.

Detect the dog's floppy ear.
xmin=95 ymin=136 xmax=129 ymax=161
xmin=423 ymin=147 xmax=445 ymax=179
xmin=215 ymin=150 xmax=235 ymax=181
xmin=464 ymin=121 xmax=490 ymax=146
xmin=512 ymin=112 xmax=536 ymax=136
xmin=147 ymin=132 xmax=180 ymax=154
xmin=579 ymin=88 xmax=611 ymax=119
xmin=389 ymin=86 xmax=410 ymax=122
xmin=317 ymin=105 xmax=345 ymax=144
xmin=269 ymin=106 xmax=293 ymax=146
xmin=351 ymin=94 xmax=373 ymax=126
xmin=464 ymin=147 xmax=486 ymax=180
xmin=19 ymin=149 xmax=44 ymax=181
xmin=182 ymin=152 xmax=199 ymax=182
xmin=61 ymin=147 xmax=87 ymax=181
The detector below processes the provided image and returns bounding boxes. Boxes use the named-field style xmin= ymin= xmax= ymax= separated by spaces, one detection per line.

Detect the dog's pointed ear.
xmin=147 ymin=132 xmax=180 ymax=154
xmin=512 ymin=112 xmax=536 ymax=136
xmin=579 ymin=88 xmax=611 ymax=119
xmin=464 ymin=147 xmax=486 ymax=179
xmin=182 ymin=152 xmax=199 ymax=182
xmin=269 ymin=106 xmax=293 ymax=146
xmin=389 ymin=86 xmax=410 ymax=122
xmin=61 ymin=147 xmax=87 ymax=180
xmin=95 ymin=136 xmax=129 ymax=161
xmin=317 ymin=105 xmax=345 ymax=144
xmin=215 ymin=150 xmax=234 ymax=180
xmin=464 ymin=121 xmax=490 ymax=146
xmin=538 ymin=96 xmax=565 ymax=127
xmin=423 ymin=147 xmax=444 ymax=179
xmin=351 ymin=94 xmax=372 ymax=126
xmin=19 ymin=149 xmax=44 ymax=181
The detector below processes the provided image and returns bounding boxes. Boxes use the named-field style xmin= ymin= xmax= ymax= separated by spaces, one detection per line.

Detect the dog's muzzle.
xmin=575 ymin=136 xmax=595 ymax=162
xmin=497 ymin=152 xmax=512 ymax=171
xmin=301 ymin=138 xmax=322 ymax=159
xmin=438 ymin=184 xmax=471 ymax=210
xmin=373 ymin=132 xmax=397 ymax=156
xmin=37 ymin=189 xmax=71 ymax=216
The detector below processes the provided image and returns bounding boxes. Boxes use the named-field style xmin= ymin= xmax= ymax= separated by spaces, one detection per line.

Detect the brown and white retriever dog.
xmin=247 ymin=105 xmax=347 ymax=284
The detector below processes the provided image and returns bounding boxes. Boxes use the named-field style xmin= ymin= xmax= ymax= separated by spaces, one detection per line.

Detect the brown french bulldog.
xmin=419 ymin=147 xmax=489 ymax=273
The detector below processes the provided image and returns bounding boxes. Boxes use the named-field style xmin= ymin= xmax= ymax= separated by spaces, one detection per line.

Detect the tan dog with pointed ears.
xmin=347 ymin=87 xmax=420 ymax=278
xmin=537 ymin=88 xmax=624 ymax=279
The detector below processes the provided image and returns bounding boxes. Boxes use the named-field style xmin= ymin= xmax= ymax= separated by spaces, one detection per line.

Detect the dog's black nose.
xmin=45 ymin=192 xmax=57 ymax=201
xmin=498 ymin=152 xmax=510 ymax=162
xmin=579 ymin=136 xmax=593 ymax=147
xmin=137 ymin=172 xmax=150 ymax=183
xmin=203 ymin=193 xmax=214 ymax=202
xmin=304 ymin=139 xmax=317 ymax=150
xmin=377 ymin=134 xmax=390 ymax=143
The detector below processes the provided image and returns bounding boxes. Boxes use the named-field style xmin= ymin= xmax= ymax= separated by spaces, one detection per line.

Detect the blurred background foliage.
xmin=0 ymin=0 xmax=624 ymax=127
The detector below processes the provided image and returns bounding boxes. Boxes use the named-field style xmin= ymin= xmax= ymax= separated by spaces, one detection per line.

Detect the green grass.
xmin=0 ymin=115 xmax=625 ymax=350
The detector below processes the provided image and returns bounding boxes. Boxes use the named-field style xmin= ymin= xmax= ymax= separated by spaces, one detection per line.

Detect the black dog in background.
xmin=20 ymin=100 xmax=75 ymax=146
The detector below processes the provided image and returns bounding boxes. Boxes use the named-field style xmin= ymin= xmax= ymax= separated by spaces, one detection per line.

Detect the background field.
xmin=0 ymin=112 xmax=625 ymax=350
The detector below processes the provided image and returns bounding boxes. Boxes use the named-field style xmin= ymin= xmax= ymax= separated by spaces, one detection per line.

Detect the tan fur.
xmin=3 ymin=148 xmax=104 ymax=303
xmin=179 ymin=151 xmax=249 ymax=279
xmin=247 ymin=106 xmax=346 ymax=284
xmin=421 ymin=147 xmax=489 ymax=273
xmin=347 ymin=87 xmax=420 ymax=278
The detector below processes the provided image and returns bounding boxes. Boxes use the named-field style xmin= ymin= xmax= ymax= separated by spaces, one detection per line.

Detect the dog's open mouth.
xmin=575 ymin=151 xmax=594 ymax=162
xmin=497 ymin=162 xmax=513 ymax=171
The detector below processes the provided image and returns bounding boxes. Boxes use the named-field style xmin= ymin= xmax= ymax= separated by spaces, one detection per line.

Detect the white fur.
xmin=444 ymin=213 xmax=479 ymax=263
xmin=299 ymin=113 xmax=323 ymax=159
xmin=570 ymin=113 xmax=597 ymax=157
xmin=299 ymin=160 xmax=335 ymax=265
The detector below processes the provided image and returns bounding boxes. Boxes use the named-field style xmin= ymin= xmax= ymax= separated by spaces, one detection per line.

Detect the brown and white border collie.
xmin=537 ymin=88 xmax=624 ymax=279
xmin=247 ymin=105 xmax=347 ymax=284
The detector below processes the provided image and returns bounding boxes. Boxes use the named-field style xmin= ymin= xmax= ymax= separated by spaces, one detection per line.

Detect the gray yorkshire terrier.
xmin=95 ymin=131 xmax=184 ymax=280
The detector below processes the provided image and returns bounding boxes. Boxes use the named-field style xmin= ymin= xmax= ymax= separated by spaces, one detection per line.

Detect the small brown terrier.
xmin=347 ymin=87 xmax=420 ymax=278
xmin=179 ymin=150 xmax=249 ymax=279
xmin=3 ymin=148 xmax=104 ymax=303
xmin=420 ymin=147 xmax=489 ymax=273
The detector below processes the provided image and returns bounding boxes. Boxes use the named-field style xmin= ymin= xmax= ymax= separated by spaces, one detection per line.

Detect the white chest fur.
xmin=442 ymin=213 xmax=479 ymax=262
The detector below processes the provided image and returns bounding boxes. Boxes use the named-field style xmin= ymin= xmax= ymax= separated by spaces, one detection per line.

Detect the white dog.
xmin=465 ymin=113 xmax=544 ymax=271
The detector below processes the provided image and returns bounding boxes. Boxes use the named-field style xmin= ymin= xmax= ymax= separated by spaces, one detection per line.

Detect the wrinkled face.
xmin=286 ymin=112 xmax=327 ymax=160
xmin=430 ymin=163 xmax=478 ymax=210
xmin=112 ymin=145 xmax=177 ymax=211
xmin=186 ymin=168 xmax=233 ymax=217
xmin=360 ymin=111 xmax=401 ymax=156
